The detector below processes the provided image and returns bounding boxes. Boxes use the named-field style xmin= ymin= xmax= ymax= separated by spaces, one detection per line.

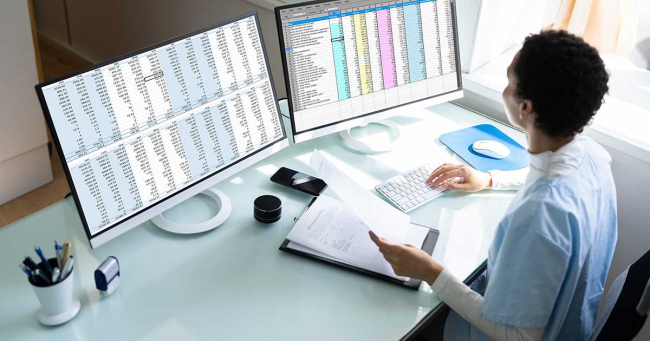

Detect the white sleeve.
xmin=431 ymin=268 xmax=544 ymax=341
xmin=488 ymin=167 xmax=529 ymax=191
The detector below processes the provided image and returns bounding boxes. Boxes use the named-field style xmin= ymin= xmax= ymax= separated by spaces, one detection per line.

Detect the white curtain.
xmin=552 ymin=0 xmax=639 ymax=54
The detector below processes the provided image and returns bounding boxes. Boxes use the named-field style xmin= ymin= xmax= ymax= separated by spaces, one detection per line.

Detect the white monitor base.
xmin=151 ymin=187 xmax=232 ymax=234
xmin=339 ymin=119 xmax=401 ymax=154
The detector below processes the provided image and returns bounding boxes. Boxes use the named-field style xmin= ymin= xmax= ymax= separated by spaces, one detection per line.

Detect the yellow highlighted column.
xmin=354 ymin=13 xmax=373 ymax=95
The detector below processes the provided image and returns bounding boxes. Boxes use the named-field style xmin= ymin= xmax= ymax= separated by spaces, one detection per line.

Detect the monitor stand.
xmin=339 ymin=119 xmax=401 ymax=153
xmin=151 ymin=187 xmax=232 ymax=234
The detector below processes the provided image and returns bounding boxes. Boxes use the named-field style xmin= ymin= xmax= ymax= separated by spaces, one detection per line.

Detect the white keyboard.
xmin=376 ymin=158 xmax=453 ymax=213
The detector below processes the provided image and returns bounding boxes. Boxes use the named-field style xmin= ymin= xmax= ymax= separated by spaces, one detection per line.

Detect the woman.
xmin=370 ymin=30 xmax=617 ymax=341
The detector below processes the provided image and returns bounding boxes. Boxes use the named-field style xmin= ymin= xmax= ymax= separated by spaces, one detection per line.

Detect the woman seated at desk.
xmin=370 ymin=30 xmax=617 ymax=341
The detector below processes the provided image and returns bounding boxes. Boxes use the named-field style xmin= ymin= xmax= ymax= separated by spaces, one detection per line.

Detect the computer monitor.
xmin=36 ymin=12 xmax=288 ymax=248
xmin=276 ymin=0 xmax=463 ymax=147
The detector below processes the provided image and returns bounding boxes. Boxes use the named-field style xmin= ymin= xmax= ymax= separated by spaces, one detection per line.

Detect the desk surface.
xmin=0 ymin=103 xmax=525 ymax=341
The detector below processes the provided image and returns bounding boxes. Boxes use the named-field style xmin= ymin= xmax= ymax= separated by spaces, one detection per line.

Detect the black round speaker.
xmin=254 ymin=195 xmax=282 ymax=223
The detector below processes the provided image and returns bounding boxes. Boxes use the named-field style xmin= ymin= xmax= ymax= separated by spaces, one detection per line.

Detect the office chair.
xmin=592 ymin=248 xmax=650 ymax=341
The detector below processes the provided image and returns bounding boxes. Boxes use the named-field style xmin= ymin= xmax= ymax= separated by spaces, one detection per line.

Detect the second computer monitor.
xmin=276 ymin=0 xmax=463 ymax=143
xmin=36 ymin=13 xmax=288 ymax=248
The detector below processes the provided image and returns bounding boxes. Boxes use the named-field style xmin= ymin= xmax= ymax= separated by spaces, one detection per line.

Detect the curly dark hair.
xmin=514 ymin=30 xmax=609 ymax=137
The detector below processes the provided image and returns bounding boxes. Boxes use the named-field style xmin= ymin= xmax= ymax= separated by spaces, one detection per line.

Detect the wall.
xmin=33 ymin=0 xmax=287 ymax=98
xmin=455 ymin=0 xmax=561 ymax=73
xmin=0 ymin=0 xmax=53 ymax=204
xmin=32 ymin=0 xmax=68 ymax=45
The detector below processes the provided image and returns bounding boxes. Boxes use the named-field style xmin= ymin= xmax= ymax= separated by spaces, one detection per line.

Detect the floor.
xmin=0 ymin=35 xmax=92 ymax=228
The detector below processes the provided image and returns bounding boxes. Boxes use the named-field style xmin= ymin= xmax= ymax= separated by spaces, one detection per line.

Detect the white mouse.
xmin=472 ymin=140 xmax=510 ymax=159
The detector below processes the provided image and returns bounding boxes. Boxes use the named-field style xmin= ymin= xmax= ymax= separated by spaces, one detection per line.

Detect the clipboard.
xmin=280 ymin=198 xmax=440 ymax=290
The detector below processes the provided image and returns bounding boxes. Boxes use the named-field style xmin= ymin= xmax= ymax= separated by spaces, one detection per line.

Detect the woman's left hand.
xmin=369 ymin=231 xmax=444 ymax=285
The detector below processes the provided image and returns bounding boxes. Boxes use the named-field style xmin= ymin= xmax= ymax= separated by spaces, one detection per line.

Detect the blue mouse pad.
xmin=439 ymin=124 xmax=529 ymax=172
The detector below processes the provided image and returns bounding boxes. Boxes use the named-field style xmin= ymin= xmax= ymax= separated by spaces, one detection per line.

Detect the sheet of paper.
xmin=286 ymin=195 xmax=406 ymax=280
xmin=404 ymin=223 xmax=430 ymax=249
xmin=309 ymin=150 xmax=410 ymax=243
xmin=287 ymin=223 xmax=429 ymax=270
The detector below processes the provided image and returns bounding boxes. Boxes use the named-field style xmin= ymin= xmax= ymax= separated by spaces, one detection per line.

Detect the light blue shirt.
xmin=445 ymin=136 xmax=618 ymax=340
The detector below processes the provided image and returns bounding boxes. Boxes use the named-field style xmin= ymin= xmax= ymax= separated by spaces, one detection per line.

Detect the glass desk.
xmin=0 ymin=103 xmax=525 ymax=340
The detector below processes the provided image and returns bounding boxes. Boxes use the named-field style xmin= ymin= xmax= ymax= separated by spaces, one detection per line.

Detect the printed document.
xmin=286 ymin=195 xmax=429 ymax=280
xmin=309 ymin=150 xmax=410 ymax=243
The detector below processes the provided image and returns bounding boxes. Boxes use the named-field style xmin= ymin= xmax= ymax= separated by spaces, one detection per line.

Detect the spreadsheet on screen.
xmin=40 ymin=15 xmax=283 ymax=236
xmin=278 ymin=0 xmax=460 ymax=133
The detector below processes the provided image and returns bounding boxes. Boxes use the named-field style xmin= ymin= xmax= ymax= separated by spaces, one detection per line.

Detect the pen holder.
xmin=29 ymin=258 xmax=81 ymax=326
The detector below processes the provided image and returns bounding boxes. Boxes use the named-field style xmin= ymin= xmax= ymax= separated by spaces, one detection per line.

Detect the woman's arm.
xmin=369 ymin=232 xmax=544 ymax=341
xmin=425 ymin=164 xmax=529 ymax=192
xmin=433 ymin=268 xmax=544 ymax=341
xmin=488 ymin=168 xmax=529 ymax=191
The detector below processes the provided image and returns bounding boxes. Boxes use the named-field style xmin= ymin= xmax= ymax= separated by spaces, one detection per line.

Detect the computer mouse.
xmin=472 ymin=140 xmax=510 ymax=159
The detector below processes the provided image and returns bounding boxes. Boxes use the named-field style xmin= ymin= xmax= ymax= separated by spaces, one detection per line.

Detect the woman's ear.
xmin=519 ymin=99 xmax=534 ymax=122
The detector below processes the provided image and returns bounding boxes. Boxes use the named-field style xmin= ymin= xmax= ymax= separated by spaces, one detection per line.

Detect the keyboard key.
xmin=376 ymin=157 xmax=454 ymax=212
xmin=423 ymin=190 xmax=440 ymax=199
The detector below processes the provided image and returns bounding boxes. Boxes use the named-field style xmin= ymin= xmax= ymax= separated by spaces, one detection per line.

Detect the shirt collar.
xmin=529 ymin=136 xmax=586 ymax=178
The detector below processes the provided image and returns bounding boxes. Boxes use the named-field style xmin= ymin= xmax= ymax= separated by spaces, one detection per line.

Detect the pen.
xmin=33 ymin=269 xmax=51 ymax=285
xmin=52 ymin=267 xmax=61 ymax=283
xmin=23 ymin=255 xmax=38 ymax=272
xmin=55 ymin=240 xmax=62 ymax=269
xmin=60 ymin=256 xmax=74 ymax=281
xmin=61 ymin=241 xmax=71 ymax=269
xmin=19 ymin=263 xmax=31 ymax=276
xmin=35 ymin=246 xmax=52 ymax=274
xmin=294 ymin=207 xmax=309 ymax=222
xmin=294 ymin=197 xmax=318 ymax=222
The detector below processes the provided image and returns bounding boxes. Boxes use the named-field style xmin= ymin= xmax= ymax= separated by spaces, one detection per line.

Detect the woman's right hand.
xmin=425 ymin=163 xmax=492 ymax=192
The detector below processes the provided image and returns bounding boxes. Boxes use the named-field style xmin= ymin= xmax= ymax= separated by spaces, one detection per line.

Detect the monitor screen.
xmin=277 ymin=0 xmax=461 ymax=139
xmin=36 ymin=13 xmax=285 ymax=243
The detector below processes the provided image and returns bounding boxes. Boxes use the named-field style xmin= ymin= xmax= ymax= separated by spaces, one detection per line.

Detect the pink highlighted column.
xmin=377 ymin=9 xmax=397 ymax=89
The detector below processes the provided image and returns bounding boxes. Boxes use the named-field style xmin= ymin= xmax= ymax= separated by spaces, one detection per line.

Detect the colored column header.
xmin=287 ymin=0 xmax=437 ymax=26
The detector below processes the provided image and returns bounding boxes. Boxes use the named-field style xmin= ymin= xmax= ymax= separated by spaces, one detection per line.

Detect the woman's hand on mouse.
xmin=425 ymin=163 xmax=492 ymax=192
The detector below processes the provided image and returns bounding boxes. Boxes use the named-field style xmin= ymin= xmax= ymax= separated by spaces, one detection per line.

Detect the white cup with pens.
xmin=21 ymin=240 xmax=80 ymax=326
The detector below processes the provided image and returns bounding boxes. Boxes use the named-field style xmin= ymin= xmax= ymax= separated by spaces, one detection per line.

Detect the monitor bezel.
xmin=275 ymin=0 xmax=463 ymax=143
xmin=35 ymin=11 xmax=287 ymax=248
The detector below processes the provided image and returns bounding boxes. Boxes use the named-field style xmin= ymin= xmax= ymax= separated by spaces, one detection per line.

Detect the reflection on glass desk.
xmin=0 ymin=103 xmax=525 ymax=341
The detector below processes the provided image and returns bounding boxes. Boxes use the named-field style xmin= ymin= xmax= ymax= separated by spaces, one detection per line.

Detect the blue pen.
xmin=19 ymin=263 xmax=31 ymax=276
xmin=35 ymin=245 xmax=52 ymax=273
xmin=55 ymin=240 xmax=62 ymax=269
